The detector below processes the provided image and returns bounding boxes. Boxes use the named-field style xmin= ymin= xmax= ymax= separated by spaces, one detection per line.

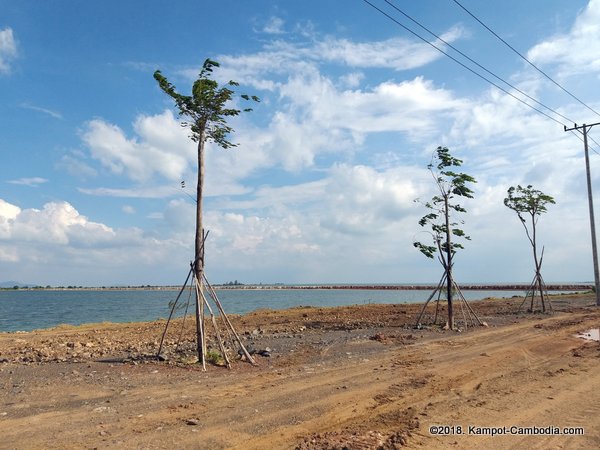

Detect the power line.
xmin=571 ymin=130 xmax=600 ymax=157
xmin=361 ymin=0 xmax=568 ymax=127
xmin=383 ymin=0 xmax=575 ymax=125
xmin=361 ymin=0 xmax=600 ymax=156
xmin=451 ymin=0 xmax=600 ymax=120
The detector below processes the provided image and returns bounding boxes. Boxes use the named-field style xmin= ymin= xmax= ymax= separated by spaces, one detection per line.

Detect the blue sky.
xmin=1 ymin=0 xmax=600 ymax=286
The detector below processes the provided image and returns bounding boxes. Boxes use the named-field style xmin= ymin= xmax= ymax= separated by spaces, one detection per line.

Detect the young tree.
xmin=154 ymin=59 xmax=258 ymax=361
xmin=504 ymin=184 xmax=555 ymax=312
xmin=414 ymin=146 xmax=476 ymax=330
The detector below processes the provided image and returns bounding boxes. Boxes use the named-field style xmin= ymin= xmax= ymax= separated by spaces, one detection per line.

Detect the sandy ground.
xmin=1 ymin=293 xmax=599 ymax=449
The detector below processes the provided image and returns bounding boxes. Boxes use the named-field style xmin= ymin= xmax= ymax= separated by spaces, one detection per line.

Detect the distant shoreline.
xmin=2 ymin=283 xmax=592 ymax=292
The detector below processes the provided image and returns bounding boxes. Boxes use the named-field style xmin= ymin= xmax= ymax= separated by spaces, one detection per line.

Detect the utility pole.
xmin=565 ymin=122 xmax=600 ymax=306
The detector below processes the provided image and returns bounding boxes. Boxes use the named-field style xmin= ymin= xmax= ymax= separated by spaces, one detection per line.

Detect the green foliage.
xmin=504 ymin=185 xmax=555 ymax=221
xmin=504 ymin=184 xmax=555 ymax=247
xmin=414 ymin=146 xmax=476 ymax=265
xmin=153 ymin=58 xmax=259 ymax=147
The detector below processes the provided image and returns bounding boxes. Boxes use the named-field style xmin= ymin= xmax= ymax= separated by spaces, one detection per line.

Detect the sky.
xmin=1 ymin=0 xmax=600 ymax=287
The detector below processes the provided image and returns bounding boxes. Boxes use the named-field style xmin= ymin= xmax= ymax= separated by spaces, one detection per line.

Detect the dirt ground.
xmin=1 ymin=293 xmax=599 ymax=449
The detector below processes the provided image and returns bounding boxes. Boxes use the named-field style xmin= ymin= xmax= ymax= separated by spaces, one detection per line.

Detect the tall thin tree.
xmin=154 ymin=59 xmax=258 ymax=361
xmin=504 ymin=184 xmax=555 ymax=312
xmin=414 ymin=146 xmax=476 ymax=330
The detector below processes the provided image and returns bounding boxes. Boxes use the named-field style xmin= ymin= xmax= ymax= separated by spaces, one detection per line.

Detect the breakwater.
xmin=217 ymin=283 xmax=591 ymax=291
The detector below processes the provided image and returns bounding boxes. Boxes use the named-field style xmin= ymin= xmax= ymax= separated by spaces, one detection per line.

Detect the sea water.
xmin=0 ymin=288 xmax=531 ymax=332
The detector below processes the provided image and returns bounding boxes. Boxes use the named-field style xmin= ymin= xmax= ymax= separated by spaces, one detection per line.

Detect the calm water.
xmin=0 ymin=288 xmax=527 ymax=332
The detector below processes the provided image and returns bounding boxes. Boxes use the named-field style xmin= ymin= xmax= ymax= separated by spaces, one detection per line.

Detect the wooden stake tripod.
xmin=518 ymin=271 xmax=553 ymax=313
xmin=156 ymin=264 xmax=256 ymax=370
xmin=415 ymin=272 xmax=485 ymax=330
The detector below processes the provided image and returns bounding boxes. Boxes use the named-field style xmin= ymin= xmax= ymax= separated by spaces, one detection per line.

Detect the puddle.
xmin=575 ymin=328 xmax=600 ymax=342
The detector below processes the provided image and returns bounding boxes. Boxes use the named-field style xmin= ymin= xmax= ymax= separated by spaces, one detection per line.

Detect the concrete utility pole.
xmin=564 ymin=122 xmax=600 ymax=306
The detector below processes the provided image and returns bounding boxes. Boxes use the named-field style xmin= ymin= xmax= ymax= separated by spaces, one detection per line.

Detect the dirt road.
xmin=1 ymin=295 xmax=599 ymax=449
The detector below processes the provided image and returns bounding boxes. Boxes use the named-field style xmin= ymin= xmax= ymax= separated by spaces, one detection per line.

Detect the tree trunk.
xmin=194 ymin=135 xmax=205 ymax=362
xmin=531 ymin=216 xmax=546 ymax=311
xmin=444 ymin=195 xmax=454 ymax=330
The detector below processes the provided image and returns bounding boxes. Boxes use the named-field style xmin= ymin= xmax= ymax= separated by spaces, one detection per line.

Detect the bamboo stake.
xmin=157 ymin=266 xmax=193 ymax=359
xmin=458 ymin=291 xmax=468 ymax=330
xmin=415 ymin=273 xmax=446 ymax=327
xmin=453 ymin=282 xmax=485 ymax=326
xmin=541 ymin=274 xmax=553 ymax=312
xmin=197 ymin=285 xmax=231 ymax=368
xmin=175 ymin=286 xmax=192 ymax=351
xmin=434 ymin=286 xmax=443 ymax=325
xmin=194 ymin=279 xmax=207 ymax=371
xmin=199 ymin=279 xmax=207 ymax=357
xmin=175 ymin=281 xmax=194 ymax=352
xmin=519 ymin=275 xmax=538 ymax=312
xmin=203 ymin=274 xmax=257 ymax=365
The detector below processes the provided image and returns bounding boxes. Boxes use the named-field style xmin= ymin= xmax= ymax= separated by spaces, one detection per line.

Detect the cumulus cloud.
xmin=5 ymin=201 xmax=112 ymax=245
xmin=0 ymin=198 xmax=189 ymax=284
xmin=78 ymin=69 xmax=461 ymax=190
xmin=0 ymin=27 xmax=17 ymax=74
xmin=0 ymin=199 xmax=20 ymax=239
xmin=81 ymin=110 xmax=192 ymax=182
xmin=318 ymin=164 xmax=423 ymax=235
xmin=202 ymin=163 xmax=427 ymax=278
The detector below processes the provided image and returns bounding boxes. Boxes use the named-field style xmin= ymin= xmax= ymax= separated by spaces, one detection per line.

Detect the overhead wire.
xmin=383 ymin=0 xmax=575 ymax=125
xmin=587 ymin=135 xmax=600 ymax=156
xmin=360 ymin=0 xmax=567 ymax=128
xmin=361 ymin=0 xmax=600 ymax=155
xmin=450 ymin=0 xmax=600 ymax=154
xmin=451 ymin=0 xmax=600 ymax=120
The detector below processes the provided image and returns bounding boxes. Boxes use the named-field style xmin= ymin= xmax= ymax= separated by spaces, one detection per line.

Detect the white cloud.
xmin=308 ymin=77 xmax=465 ymax=134
xmin=236 ymin=70 xmax=465 ymax=172
xmin=153 ymin=28 xmax=468 ymax=185
xmin=0 ymin=198 xmax=189 ymax=284
xmin=338 ymin=72 xmax=364 ymax=88
xmin=263 ymin=16 xmax=285 ymax=34
xmin=81 ymin=110 xmax=192 ymax=182
xmin=7 ymin=177 xmax=49 ymax=187
xmin=20 ymin=103 xmax=63 ymax=119
xmin=314 ymin=27 xmax=465 ymax=71
xmin=0 ymin=199 xmax=20 ymax=239
xmin=527 ymin=0 xmax=600 ymax=77
xmin=7 ymin=201 xmax=111 ymax=245
xmin=78 ymin=185 xmax=182 ymax=199
xmin=0 ymin=27 xmax=17 ymax=74
xmin=203 ymin=163 xmax=427 ymax=279
xmin=318 ymin=164 xmax=424 ymax=235
xmin=57 ymin=152 xmax=98 ymax=179
xmin=206 ymin=24 xmax=465 ymax=91
xmin=81 ymin=70 xmax=464 ymax=190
